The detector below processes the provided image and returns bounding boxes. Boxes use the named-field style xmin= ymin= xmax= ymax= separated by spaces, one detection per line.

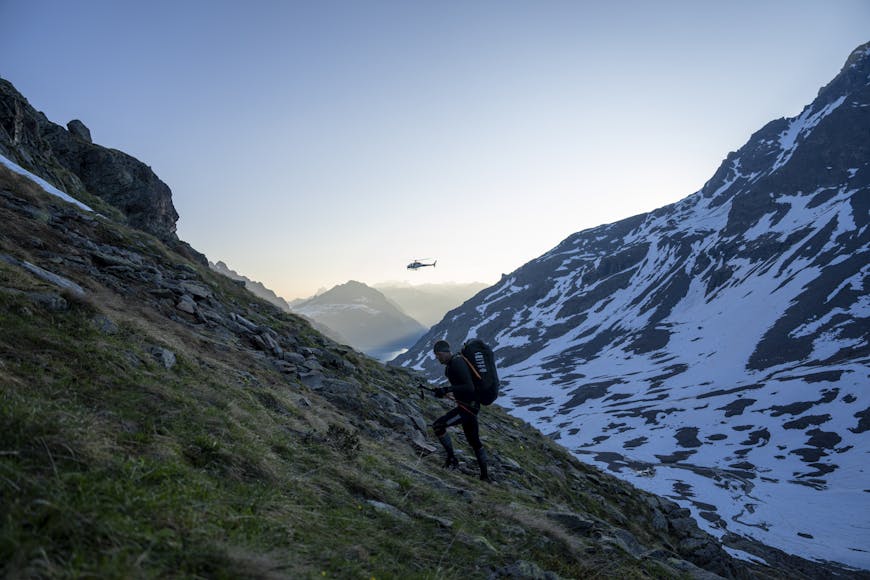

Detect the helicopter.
xmin=407 ymin=259 xmax=437 ymax=270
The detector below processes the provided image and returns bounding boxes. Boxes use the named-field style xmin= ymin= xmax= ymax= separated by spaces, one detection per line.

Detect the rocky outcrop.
xmin=66 ymin=119 xmax=92 ymax=143
xmin=210 ymin=260 xmax=292 ymax=312
xmin=0 ymin=77 xmax=179 ymax=241
xmin=0 ymin=164 xmax=354 ymax=406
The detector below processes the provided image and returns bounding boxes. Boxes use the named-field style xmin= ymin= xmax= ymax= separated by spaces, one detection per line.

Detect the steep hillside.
xmin=0 ymin=157 xmax=761 ymax=579
xmin=5 ymin=130 xmax=863 ymax=578
xmin=395 ymin=42 xmax=870 ymax=570
xmin=293 ymin=281 xmax=427 ymax=361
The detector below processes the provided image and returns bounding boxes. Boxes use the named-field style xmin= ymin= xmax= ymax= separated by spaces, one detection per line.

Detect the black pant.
xmin=432 ymin=402 xmax=482 ymax=450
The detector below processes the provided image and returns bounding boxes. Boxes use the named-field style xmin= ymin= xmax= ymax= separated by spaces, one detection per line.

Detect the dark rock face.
xmin=395 ymin=42 xmax=870 ymax=569
xmin=66 ymin=119 xmax=92 ymax=143
xmin=0 ymin=77 xmax=179 ymax=240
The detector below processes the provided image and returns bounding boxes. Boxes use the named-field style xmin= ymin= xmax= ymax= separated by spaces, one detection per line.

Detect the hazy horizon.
xmin=3 ymin=1 xmax=869 ymax=298
xmin=287 ymin=278 xmax=490 ymax=303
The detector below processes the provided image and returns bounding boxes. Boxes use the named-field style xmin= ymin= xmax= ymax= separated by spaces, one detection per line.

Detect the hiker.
xmin=430 ymin=340 xmax=489 ymax=481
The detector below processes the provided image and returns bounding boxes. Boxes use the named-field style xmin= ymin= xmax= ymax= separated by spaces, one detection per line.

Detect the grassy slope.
xmin=0 ymin=166 xmax=762 ymax=579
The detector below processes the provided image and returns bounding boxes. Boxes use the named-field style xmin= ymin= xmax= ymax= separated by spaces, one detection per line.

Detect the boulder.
xmin=27 ymin=292 xmax=68 ymax=311
xmin=418 ymin=512 xmax=453 ymax=528
xmin=365 ymin=500 xmax=411 ymax=522
xmin=0 ymin=254 xmax=86 ymax=296
xmin=150 ymin=347 xmax=176 ymax=369
xmin=651 ymin=508 xmax=668 ymax=532
xmin=176 ymin=294 xmax=197 ymax=314
xmin=273 ymin=360 xmax=297 ymax=374
xmin=303 ymin=359 xmax=323 ymax=372
xmin=611 ymin=528 xmax=645 ymax=558
xmin=546 ymin=511 xmax=596 ymax=535
xmin=371 ymin=392 xmax=397 ymax=413
xmin=179 ymin=281 xmax=211 ymax=300
xmin=499 ymin=455 xmax=524 ymax=473
xmin=66 ymin=119 xmax=92 ymax=143
xmin=91 ymin=251 xmax=137 ymax=269
xmin=383 ymin=412 xmax=415 ymax=432
xmin=92 ymin=314 xmax=119 ymax=334
xmin=315 ymin=379 xmax=363 ymax=410
xmin=282 ymin=352 xmax=306 ymax=365
xmin=259 ymin=331 xmax=281 ymax=354
xmin=409 ymin=412 xmax=428 ymax=433
xmin=299 ymin=370 xmax=324 ymax=389
xmin=410 ymin=433 xmax=438 ymax=454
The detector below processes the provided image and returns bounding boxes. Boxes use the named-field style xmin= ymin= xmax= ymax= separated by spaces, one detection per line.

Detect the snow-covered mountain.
xmin=293 ymin=280 xmax=427 ymax=360
xmin=395 ymin=42 xmax=870 ymax=569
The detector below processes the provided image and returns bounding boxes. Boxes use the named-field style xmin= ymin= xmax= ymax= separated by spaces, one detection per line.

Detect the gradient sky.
xmin=2 ymin=1 xmax=868 ymax=300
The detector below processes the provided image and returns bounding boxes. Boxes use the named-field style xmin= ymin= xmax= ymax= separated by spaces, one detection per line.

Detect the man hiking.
xmin=430 ymin=340 xmax=490 ymax=481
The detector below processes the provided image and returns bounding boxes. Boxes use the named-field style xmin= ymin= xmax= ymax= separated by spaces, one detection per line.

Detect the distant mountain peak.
xmin=293 ymin=280 xmax=426 ymax=358
xmin=841 ymin=40 xmax=870 ymax=77
xmin=209 ymin=260 xmax=291 ymax=313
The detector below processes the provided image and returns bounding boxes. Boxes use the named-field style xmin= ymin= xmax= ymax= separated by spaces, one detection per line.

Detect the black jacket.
xmin=445 ymin=354 xmax=477 ymax=404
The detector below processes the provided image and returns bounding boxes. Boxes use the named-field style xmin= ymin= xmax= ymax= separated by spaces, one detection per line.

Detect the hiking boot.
xmin=475 ymin=447 xmax=490 ymax=482
xmin=437 ymin=434 xmax=457 ymax=469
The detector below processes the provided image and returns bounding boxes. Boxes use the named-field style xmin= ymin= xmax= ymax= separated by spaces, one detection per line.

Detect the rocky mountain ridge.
xmin=210 ymin=259 xmax=293 ymax=312
xmin=0 ymin=77 xmax=202 ymax=264
xmin=395 ymin=42 xmax=870 ymax=570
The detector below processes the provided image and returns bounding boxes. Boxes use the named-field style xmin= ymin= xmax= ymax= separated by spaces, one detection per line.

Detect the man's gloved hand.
xmin=434 ymin=386 xmax=450 ymax=398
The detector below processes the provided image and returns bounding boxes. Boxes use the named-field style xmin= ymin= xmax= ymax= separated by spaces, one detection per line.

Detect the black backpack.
xmin=460 ymin=339 xmax=500 ymax=405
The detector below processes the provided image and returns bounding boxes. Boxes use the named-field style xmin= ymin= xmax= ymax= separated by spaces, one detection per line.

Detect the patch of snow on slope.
xmin=832 ymin=189 xmax=859 ymax=235
xmin=773 ymin=96 xmax=847 ymax=171
xmin=467 ymin=311 xmax=503 ymax=338
xmin=810 ymin=331 xmax=866 ymax=361
xmin=829 ymin=266 xmax=869 ymax=303
xmin=503 ymin=352 xmax=870 ymax=567
xmin=0 ymin=153 xmax=93 ymax=212
xmin=494 ymin=205 xmax=868 ymax=565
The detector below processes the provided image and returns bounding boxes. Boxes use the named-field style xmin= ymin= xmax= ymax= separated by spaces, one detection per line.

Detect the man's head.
xmin=433 ymin=340 xmax=451 ymax=364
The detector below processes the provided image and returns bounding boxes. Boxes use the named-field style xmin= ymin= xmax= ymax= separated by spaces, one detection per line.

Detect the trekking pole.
xmin=417 ymin=382 xmax=455 ymax=408
xmin=414 ymin=375 xmax=443 ymax=398
xmin=418 ymin=383 xmax=440 ymax=400
xmin=416 ymin=379 xmax=428 ymax=400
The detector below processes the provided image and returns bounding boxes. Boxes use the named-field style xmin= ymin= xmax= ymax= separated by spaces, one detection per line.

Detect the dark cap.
xmin=433 ymin=340 xmax=451 ymax=354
